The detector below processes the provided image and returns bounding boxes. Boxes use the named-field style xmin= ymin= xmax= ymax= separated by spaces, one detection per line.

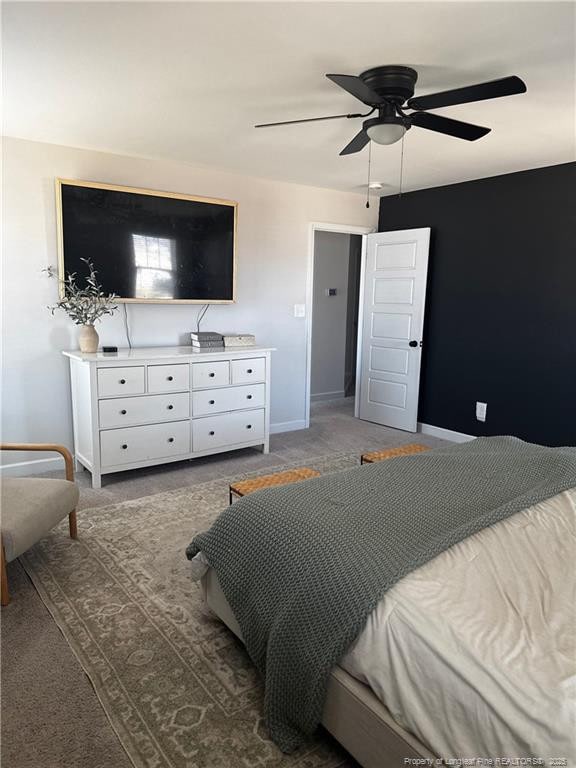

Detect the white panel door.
xmin=358 ymin=228 xmax=430 ymax=431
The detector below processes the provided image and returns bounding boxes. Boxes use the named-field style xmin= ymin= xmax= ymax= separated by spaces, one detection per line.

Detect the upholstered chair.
xmin=0 ymin=443 xmax=79 ymax=606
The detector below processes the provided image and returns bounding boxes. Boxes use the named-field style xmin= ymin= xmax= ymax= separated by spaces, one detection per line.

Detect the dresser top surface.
xmin=63 ymin=346 xmax=275 ymax=363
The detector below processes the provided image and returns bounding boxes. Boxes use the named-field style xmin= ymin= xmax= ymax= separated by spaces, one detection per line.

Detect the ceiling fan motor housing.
xmin=363 ymin=114 xmax=411 ymax=134
xmin=359 ymin=65 xmax=418 ymax=104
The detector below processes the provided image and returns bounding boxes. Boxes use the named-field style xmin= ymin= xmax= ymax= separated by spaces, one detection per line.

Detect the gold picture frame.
xmin=55 ymin=178 xmax=237 ymax=304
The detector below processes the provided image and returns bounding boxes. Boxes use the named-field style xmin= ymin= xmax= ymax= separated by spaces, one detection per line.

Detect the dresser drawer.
xmin=98 ymin=366 xmax=145 ymax=398
xmin=100 ymin=420 xmax=190 ymax=467
xmin=148 ymin=363 xmax=190 ymax=393
xmin=193 ymin=409 xmax=265 ymax=452
xmin=192 ymin=383 xmax=265 ymax=417
xmin=191 ymin=361 xmax=230 ymax=389
xmin=99 ymin=392 xmax=189 ymax=429
xmin=230 ymin=357 xmax=266 ymax=384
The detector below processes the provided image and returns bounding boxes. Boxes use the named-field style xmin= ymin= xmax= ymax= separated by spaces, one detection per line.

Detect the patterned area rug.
xmin=21 ymin=454 xmax=359 ymax=768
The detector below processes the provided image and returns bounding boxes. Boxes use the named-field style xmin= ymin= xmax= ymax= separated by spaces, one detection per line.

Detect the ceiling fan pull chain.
xmin=366 ymin=141 xmax=372 ymax=209
xmin=399 ymin=132 xmax=405 ymax=197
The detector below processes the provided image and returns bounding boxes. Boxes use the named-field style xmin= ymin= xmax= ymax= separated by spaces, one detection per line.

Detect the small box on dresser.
xmin=63 ymin=346 xmax=275 ymax=488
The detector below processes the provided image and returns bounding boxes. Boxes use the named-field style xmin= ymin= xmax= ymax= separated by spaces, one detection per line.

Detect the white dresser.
xmin=63 ymin=346 xmax=274 ymax=488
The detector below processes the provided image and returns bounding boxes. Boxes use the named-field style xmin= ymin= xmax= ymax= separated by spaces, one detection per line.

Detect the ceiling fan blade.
xmin=410 ymin=111 xmax=491 ymax=141
xmin=339 ymin=129 xmax=370 ymax=156
xmin=255 ymin=112 xmax=364 ymax=128
xmin=326 ymin=74 xmax=382 ymax=105
xmin=407 ymin=76 xmax=526 ymax=111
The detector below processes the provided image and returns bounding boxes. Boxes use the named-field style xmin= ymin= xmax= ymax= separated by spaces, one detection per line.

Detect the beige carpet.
xmin=21 ymin=453 xmax=360 ymax=768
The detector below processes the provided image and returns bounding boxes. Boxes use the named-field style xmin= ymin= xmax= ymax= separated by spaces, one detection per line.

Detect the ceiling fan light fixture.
xmin=364 ymin=116 xmax=406 ymax=145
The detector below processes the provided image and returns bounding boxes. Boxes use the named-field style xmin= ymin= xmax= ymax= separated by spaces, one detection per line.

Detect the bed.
xmin=187 ymin=438 xmax=576 ymax=766
xmin=195 ymin=563 xmax=435 ymax=766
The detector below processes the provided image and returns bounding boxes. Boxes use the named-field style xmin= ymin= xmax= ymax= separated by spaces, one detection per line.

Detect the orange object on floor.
xmin=360 ymin=443 xmax=430 ymax=465
xmin=229 ymin=467 xmax=321 ymax=504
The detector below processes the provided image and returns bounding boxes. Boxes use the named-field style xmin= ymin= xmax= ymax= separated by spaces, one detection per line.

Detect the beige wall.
xmin=1 ymin=137 xmax=376 ymax=471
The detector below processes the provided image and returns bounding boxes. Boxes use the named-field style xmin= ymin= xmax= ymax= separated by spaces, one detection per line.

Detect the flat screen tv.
xmin=56 ymin=179 xmax=237 ymax=303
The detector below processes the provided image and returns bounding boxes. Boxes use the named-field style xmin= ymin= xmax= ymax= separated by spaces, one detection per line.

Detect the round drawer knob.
xmin=246 ymin=424 xmax=252 ymax=429
xmin=120 ymin=379 xmax=126 ymax=384
xmin=167 ymin=375 xmax=173 ymax=381
xmin=209 ymin=372 xmax=215 ymax=378
xmin=167 ymin=404 xmax=173 ymax=410
xmin=209 ymin=400 xmax=215 ymax=405
xmin=209 ymin=430 xmax=215 ymax=436
xmin=120 ymin=409 xmax=127 ymax=415
xmin=247 ymin=369 xmax=253 ymax=374
xmin=122 ymin=444 xmax=128 ymax=450
xmin=247 ymin=394 xmax=252 ymax=400
xmin=168 ymin=437 xmax=174 ymax=443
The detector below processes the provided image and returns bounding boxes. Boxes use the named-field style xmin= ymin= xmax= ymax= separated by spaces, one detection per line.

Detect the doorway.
xmin=305 ymin=223 xmax=373 ymax=428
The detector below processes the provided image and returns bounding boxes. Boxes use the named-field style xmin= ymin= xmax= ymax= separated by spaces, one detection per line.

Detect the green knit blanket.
xmin=186 ymin=436 xmax=576 ymax=752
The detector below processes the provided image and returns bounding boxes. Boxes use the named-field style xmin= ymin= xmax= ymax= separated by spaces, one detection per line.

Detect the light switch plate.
xmin=476 ymin=401 xmax=487 ymax=422
xmin=294 ymin=304 xmax=306 ymax=318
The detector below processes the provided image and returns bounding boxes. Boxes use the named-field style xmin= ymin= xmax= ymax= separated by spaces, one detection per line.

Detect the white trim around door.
xmin=305 ymin=222 xmax=375 ymax=429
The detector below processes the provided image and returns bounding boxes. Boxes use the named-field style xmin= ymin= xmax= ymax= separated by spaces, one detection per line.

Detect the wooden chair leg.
xmin=1 ymin=543 xmax=9 ymax=607
xmin=69 ymin=509 xmax=78 ymax=540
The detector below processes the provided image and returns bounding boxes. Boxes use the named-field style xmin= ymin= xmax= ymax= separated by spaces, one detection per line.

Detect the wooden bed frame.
xmin=200 ymin=568 xmax=435 ymax=768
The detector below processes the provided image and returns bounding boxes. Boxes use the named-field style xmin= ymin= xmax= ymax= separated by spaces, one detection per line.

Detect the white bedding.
xmin=340 ymin=488 xmax=576 ymax=762
xmin=191 ymin=489 xmax=576 ymax=761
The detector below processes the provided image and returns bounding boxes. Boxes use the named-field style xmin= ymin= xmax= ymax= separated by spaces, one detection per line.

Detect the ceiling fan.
xmin=255 ymin=66 xmax=527 ymax=155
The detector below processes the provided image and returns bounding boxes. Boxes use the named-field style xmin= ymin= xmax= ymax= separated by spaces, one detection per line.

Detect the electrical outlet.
xmin=476 ymin=402 xmax=487 ymax=422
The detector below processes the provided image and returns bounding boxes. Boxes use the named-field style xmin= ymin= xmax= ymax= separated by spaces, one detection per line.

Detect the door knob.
xmin=409 ymin=340 xmax=418 ymax=347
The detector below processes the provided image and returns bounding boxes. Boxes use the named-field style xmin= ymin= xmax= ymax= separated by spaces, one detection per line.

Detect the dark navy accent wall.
xmin=378 ymin=162 xmax=576 ymax=446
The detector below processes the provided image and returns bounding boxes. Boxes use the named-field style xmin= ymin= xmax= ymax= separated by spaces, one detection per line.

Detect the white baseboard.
xmin=0 ymin=456 xmax=65 ymax=477
xmin=310 ymin=391 xmax=346 ymax=403
xmin=418 ymin=422 xmax=476 ymax=443
xmin=270 ymin=419 xmax=307 ymax=435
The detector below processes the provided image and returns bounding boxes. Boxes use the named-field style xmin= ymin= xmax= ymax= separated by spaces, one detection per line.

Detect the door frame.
xmin=305 ymin=222 xmax=375 ymax=429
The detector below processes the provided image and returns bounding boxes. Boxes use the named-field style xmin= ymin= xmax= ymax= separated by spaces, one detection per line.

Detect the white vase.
xmin=78 ymin=324 xmax=99 ymax=353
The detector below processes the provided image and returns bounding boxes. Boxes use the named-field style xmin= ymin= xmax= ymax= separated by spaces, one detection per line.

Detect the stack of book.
xmin=223 ymin=334 xmax=256 ymax=347
xmin=190 ymin=331 xmax=224 ymax=349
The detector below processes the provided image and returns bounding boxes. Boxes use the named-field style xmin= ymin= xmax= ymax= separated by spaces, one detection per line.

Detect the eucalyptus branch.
xmin=47 ymin=258 xmax=118 ymax=325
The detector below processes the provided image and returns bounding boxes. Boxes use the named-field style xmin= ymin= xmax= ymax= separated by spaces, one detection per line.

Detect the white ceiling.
xmin=3 ymin=2 xmax=575 ymax=194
